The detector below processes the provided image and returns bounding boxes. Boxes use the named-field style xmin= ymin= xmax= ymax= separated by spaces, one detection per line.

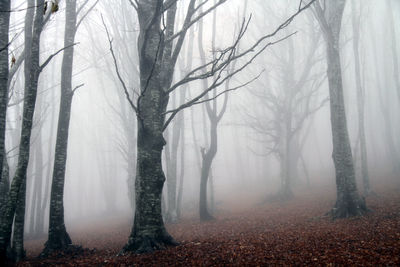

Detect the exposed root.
xmin=39 ymin=231 xmax=73 ymax=258
xmin=328 ymin=196 xmax=370 ymax=220
xmin=119 ymin=231 xmax=178 ymax=255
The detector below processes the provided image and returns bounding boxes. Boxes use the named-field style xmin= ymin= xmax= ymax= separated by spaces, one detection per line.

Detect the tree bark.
xmin=0 ymin=0 xmax=44 ymax=261
xmin=121 ymin=0 xmax=179 ymax=253
xmin=42 ymin=0 xmax=77 ymax=255
xmin=0 ymin=0 xmax=10 ymax=186
xmin=315 ymin=0 xmax=367 ymax=218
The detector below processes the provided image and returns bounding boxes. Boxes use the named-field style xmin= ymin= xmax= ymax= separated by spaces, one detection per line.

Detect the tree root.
xmin=119 ymin=231 xmax=178 ymax=255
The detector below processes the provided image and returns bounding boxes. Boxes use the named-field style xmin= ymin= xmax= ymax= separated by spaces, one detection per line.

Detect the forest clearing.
xmin=19 ymin=179 xmax=400 ymax=266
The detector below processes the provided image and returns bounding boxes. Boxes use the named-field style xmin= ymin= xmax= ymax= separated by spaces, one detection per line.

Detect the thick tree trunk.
xmin=0 ymin=0 xmax=10 ymax=186
xmin=122 ymin=111 xmax=177 ymax=253
xmin=122 ymin=0 xmax=178 ymax=253
xmin=199 ymin=121 xmax=217 ymax=221
xmin=315 ymin=0 xmax=367 ymax=218
xmin=0 ymin=0 xmax=44 ymax=261
xmin=42 ymin=0 xmax=77 ymax=255
xmin=326 ymin=38 xmax=366 ymax=218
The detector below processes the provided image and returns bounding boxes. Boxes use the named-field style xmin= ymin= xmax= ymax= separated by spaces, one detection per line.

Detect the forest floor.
xmin=18 ymin=181 xmax=400 ymax=266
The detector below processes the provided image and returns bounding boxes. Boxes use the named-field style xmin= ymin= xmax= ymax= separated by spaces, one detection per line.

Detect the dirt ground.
xmin=17 ymin=182 xmax=400 ymax=266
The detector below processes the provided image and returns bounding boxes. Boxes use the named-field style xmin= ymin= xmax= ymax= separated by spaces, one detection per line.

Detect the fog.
xmin=1 ymin=0 xmax=399 ymax=262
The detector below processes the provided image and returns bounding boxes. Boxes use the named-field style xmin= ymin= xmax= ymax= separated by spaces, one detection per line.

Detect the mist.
xmin=0 ymin=0 xmax=399 ymax=265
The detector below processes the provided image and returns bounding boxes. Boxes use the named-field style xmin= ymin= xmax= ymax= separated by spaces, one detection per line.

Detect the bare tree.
xmin=247 ymin=10 xmax=326 ymax=201
xmin=104 ymin=0 xmax=315 ymax=254
xmin=314 ymin=0 xmax=367 ymax=218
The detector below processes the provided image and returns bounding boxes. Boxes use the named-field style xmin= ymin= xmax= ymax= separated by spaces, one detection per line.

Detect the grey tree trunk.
xmin=0 ymin=0 xmax=10 ymax=186
xmin=387 ymin=0 xmax=400 ymax=103
xmin=0 ymin=0 xmax=44 ymax=261
xmin=10 ymin=180 xmax=26 ymax=261
xmin=0 ymin=150 xmax=9 ymax=210
xmin=315 ymin=0 xmax=367 ymax=218
xmin=199 ymin=120 xmax=217 ymax=221
xmin=351 ymin=0 xmax=370 ymax=194
xmin=166 ymin=93 xmax=184 ymax=223
xmin=121 ymin=0 xmax=179 ymax=253
xmin=42 ymin=0 xmax=77 ymax=255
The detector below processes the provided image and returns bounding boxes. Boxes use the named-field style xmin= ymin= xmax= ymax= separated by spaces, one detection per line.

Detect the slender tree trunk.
xmin=176 ymin=115 xmax=185 ymax=219
xmin=0 ymin=0 xmax=44 ymax=261
xmin=0 ymin=150 xmax=9 ymax=210
xmin=387 ymin=0 xmax=400 ymax=103
xmin=0 ymin=0 xmax=10 ymax=186
xmin=10 ymin=180 xmax=26 ymax=261
xmin=32 ymin=130 xmax=44 ymax=236
xmin=42 ymin=0 xmax=77 ymax=255
xmin=351 ymin=0 xmax=371 ymax=194
xmin=199 ymin=120 xmax=217 ymax=221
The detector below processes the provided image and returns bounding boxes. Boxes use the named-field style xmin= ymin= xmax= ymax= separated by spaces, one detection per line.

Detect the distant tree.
xmin=197 ymin=2 xmax=238 ymax=221
xmin=314 ymin=0 xmax=367 ymax=218
xmin=350 ymin=0 xmax=371 ymax=194
xmin=247 ymin=10 xmax=326 ymax=201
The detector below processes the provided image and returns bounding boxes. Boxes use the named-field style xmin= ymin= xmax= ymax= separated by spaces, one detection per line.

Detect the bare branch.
xmin=40 ymin=42 xmax=78 ymax=71
xmin=76 ymin=0 xmax=99 ymax=31
xmin=72 ymin=83 xmax=84 ymax=94
xmin=101 ymin=14 xmax=138 ymax=113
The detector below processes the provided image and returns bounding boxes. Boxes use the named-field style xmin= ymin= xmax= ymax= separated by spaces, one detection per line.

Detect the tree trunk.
xmin=0 ymin=0 xmax=44 ymax=261
xmin=0 ymin=0 xmax=10 ymax=186
xmin=121 ymin=103 xmax=177 ymax=253
xmin=320 ymin=0 xmax=367 ymax=218
xmin=121 ymin=0 xmax=178 ymax=253
xmin=42 ymin=0 xmax=77 ymax=255
xmin=199 ymin=121 xmax=217 ymax=221
xmin=351 ymin=0 xmax=371 ymax=194
xmin=0 ymin=150 xmax=9 ymax=212
xmin=10 ymin=180 xmax=26 ymax=261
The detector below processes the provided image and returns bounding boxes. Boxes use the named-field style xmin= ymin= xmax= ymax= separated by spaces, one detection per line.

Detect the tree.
xmin=104 ymin=0 xmax=316 ymax=254
xmin=0 ymin=0 xmax=64 ymax=261
xmin=314 ymin=0 xmax=367 ymax=218
xmin=0 ymin=0 xmax=10 ymax=187
xmin=42 ymin=0 xmax=97 ymax=256
xmin=350 ymin=0 xmax=371 ymax=194
xmin=197 ymin=2 xmax=235 ymax=220
xmin=247 ymin=8 xmax=326 ymax=201
xmin=1 ymin=0 xmax=46 ymax=261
